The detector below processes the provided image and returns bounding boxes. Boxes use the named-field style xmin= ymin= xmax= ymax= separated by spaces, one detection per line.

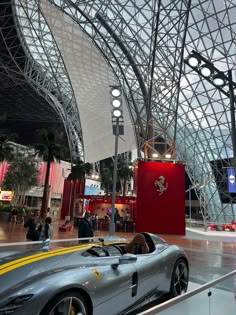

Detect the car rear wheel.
xmin=41 ymin=291 xmax=88 ymax=315
xmin=169 ymin=258 xmax=188 ymax=298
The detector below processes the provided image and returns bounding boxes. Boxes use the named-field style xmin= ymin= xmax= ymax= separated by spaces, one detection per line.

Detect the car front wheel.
xmin=41 ymin=291 xmax=88 ymax=315
xmin=169 ymin=258 xmax=189 ymax=298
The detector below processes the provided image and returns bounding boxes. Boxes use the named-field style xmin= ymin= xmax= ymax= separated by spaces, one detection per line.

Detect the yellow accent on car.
xmin=92 ymin=268 xmax=101 ymax=279
xmin=0 ymin=245 xmax=90 ymax=276
xmin=0 ymin=241 xmax=124 ymax=276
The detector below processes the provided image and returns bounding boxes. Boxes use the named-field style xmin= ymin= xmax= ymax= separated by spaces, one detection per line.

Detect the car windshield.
xmin=149 ymin=234 xmax=167 ymax=245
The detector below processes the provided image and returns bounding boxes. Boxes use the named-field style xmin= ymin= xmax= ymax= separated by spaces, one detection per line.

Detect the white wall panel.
xmin=41 ymin=0 xmax=137 ymax=163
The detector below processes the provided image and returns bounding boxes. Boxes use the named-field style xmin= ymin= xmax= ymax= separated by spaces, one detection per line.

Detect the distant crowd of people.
xmin=78 ymin=209 xmax=132 ymax=243
xmin=20 ymin=207 xmax=131 ymax=244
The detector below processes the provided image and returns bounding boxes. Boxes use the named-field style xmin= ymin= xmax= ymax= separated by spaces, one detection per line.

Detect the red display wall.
xmin=136 ymin=161 xmax=185 ymax=235
xmin=60 ymin=180 xmax=72 ymax=219
xmin=60 ymin=180 xmax=85 ymax=220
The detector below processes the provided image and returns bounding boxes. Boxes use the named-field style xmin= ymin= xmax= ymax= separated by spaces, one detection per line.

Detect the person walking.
xmin=39 ymin=217 xmax=53 ymax=241
xmin=124 ymin=210 xmax=131 ymax=232
xmin=10 ymin=208 xmax=17 ymax=223
xmin=78 ymin=211 xmax=93 ymax=244
xmin=114 ymin=209 xmax=121 ymax=231
xmin=91 ymin=213 xmax=98 ymax=231
xmin=114 ymin=209 xmax=121 ymax=224
xmin=24 ymin=210 xmax=42 ymax=241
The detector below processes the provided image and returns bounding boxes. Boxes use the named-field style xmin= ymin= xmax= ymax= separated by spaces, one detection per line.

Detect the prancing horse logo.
xmin=154 ymin=176 xmax=168 ymax=195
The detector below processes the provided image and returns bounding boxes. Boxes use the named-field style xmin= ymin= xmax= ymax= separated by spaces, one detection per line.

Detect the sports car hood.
xmin=0 ymin=244 xmax=116 ymax=294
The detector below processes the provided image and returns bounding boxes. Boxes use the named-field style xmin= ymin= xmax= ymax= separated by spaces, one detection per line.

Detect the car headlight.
xmin=0 ymin=295 xmax=34 ymax=314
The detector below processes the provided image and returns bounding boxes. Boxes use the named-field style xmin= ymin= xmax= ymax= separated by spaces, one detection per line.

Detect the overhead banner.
xmin=227 ymin=167 xmax=236 ymax=193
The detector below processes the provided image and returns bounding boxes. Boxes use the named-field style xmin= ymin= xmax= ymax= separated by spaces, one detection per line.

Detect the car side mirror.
xmin=111 ymin=254 xmax=137 ymax=269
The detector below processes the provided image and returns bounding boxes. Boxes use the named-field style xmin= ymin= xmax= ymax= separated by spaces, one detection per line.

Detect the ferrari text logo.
xmin=154 ymin=176 xmax=168 ymax=195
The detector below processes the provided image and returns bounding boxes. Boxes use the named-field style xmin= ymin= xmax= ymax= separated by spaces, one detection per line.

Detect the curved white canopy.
xmin=41 ymin=0 xmax=136 ymax=163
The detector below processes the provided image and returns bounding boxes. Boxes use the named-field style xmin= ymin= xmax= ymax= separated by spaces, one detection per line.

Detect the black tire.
xmin=169 ymin=258 xmax=189 ymax=298
xmin=40 ymin=291 xmax=88 ymax=315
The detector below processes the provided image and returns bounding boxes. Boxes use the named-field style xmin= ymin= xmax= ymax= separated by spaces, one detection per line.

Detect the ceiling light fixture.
xmin=212 ymin=72 xmax=226 ymax=87
xmin=186 ymin=53 xmax=201 ymax=68
xmin=200 ymin=64 xmax=213 ymax=77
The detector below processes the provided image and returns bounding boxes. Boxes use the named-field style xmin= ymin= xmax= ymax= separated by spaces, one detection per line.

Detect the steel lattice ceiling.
xmin=0 ymin=0 xmax=236 ymax=222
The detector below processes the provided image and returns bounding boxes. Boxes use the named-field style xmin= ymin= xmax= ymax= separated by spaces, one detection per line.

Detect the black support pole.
xmin=228 ymin=69 xmax=236 ymax=166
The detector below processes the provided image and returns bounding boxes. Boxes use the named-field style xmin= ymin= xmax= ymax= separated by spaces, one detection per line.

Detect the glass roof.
xmin=13 ymin=0 xmax=236 ymax=222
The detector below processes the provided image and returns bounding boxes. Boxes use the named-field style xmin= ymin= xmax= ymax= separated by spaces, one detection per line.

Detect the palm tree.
xmin=117 ymin=156 xmax=134 ymax=196
xmin=0 ymin=133 xmax=15 ymax=162
xmin=100 ymin=166 xmax=113 ymax=195
xmin=34 ymin=129 xmax=62 ymax=220
xmin=67 ymin=159 xmax=92 ymax=218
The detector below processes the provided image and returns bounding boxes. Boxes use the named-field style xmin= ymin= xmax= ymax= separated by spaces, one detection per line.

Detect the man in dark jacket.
xmin=78 ymin=211 xmax=93 ymax=243
xmin=24 ymin=210 xmax=42 ymax=241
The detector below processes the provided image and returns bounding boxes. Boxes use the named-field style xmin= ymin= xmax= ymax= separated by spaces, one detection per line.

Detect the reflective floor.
xmin=1 ymin=219 xmax=236 ymax=314
xmin=153 ymin=282 xmax=236 ymax=315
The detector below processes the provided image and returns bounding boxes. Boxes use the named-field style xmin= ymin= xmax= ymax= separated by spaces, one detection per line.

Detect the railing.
xmin=186 ymin=219 xmax=205 ymax=228
xmin=0 ymin=235 xmax=125 ymax=249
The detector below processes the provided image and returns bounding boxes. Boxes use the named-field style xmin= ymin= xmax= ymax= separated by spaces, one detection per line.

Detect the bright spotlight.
xmin=200 ymin=64 xmax=213 ymax=77
xmin=112 ymin=99 xmax=122 ymax=108
xmin=111 ymin=88 xmax=121 ymax=97
xmin=213 ymin=73 xmax=226 ymax=87
xmin=113 ymin=109 xmax=122 ymax=117
xmin=187 ymin=53 xmax=201 ymax=68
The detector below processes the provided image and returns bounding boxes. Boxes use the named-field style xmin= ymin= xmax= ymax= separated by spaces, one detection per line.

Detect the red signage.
xmin=135 ymin=161 xmax=185 ymax=235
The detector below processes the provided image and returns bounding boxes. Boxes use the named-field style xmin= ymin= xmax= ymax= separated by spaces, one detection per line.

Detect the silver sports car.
xmin=0 ymin=232 xmax=189 ymax=315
